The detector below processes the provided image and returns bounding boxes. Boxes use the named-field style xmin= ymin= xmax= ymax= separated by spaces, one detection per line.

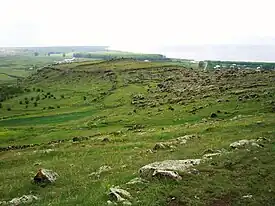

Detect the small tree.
xmin=62 ymin=53 xmax=66 ymax=57
xmin=25 ymin=105 xmax=28 ymax=108
xmin=25 ymin=100 xmax=29 ymax=104
xmin=61 ymin=94 xmax=65 ymax=99
xmin=83 ymin=96 xmax=87 ymax=101
xmin=0 ymin=103 xmax=2 ymax=108
xmin=36 ymin=95 xmax=40 ymax=101
xmin=34 ymin=52 xmax=39 ymax=56
xmin=19 ymin=100 xmax=23 ymax=104
xmin=7 ymin=107 xmax=11 ymax=111
xmin=34 ymin=102 xmax=38 ymax=107
xmin=31 ymin=97 xmax=34 ymax=101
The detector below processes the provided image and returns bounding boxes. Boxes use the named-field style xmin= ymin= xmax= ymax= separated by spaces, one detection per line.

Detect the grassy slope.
xmin=0 ymin=59 xmax=275 ymax=205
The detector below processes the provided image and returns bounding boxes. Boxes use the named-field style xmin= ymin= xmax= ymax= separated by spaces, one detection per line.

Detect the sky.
xmin=0 ymin=0 xmax=274 ymax=51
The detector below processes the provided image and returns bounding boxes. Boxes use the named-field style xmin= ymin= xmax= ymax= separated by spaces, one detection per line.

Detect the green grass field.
xmin=0 ymin=58 xmax=275 ymax=205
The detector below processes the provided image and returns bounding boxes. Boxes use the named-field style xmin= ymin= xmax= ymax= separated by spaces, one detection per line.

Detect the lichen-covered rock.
xmin=229 ymin=139 xmax=264 ymax=149
xmin=34 ymin=168 xmax=58 ymax=183
xmin=139 ymin=159 xmax=201 ymax=178
xmin=152 ymin=169 xmax=182 ymax=180
xmin=9 ymin=195 xmax=39 ymax=205
xmin=109 ymin=187 xmax=132 ymax=204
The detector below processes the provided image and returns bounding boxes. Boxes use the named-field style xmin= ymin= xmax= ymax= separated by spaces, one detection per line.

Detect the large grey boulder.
xmin=139 ymin=159 xmax=201 ymax=179
xmin=34 ymin=168 xmax=58 ymax=184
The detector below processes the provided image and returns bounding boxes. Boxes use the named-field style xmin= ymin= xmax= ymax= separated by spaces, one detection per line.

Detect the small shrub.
xmin=34 ymin=102 xmax=38 ymax=107
xmin=57 ymin=105 xmax=60 ymax=108
xmin=7 ymin=107 xmax=11 ymax=111
xmin=43 ymin=107 xmax=46 ymax=110
xmin=47 ymin=92 xmax=51 ymax=95
xmin=25 ymin=100 xmax=29 ymax=104
xmin=61 ymin=95 xmax=65 ymax=99
xmin=24 ymin=97 xmax=28 ymax=101
xmin=33 ymin=88 xmax=36 ymax=92
xmin=0 ymin=103 xmax=2 ymax=108
xmin=31 ymin=97 xmax=34 ymax=101
xmin=19 ymin=101 xmax=23 ymax=104
xmin=25 ymin=105 xmax=28 ymax=108
xmin=36 ymin=88 xmax=41 ymax=92
xmin=83 ymin=96 xmax=87 ymax=101
xmin=36 ymin=96 xmax=40 ymax=101
xmin=48 ymin=106 xmax=55 ymax=110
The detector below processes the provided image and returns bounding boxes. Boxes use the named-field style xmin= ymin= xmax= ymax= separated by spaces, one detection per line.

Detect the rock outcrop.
xmin=34 ymin=168 xmax=58 ymax=184
xmin=139 ymin=159 xmax=201 ymax=179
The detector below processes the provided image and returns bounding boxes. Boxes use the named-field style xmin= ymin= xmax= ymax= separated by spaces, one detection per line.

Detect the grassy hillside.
xmin=0 ymin=59 xmax=275 ymax=205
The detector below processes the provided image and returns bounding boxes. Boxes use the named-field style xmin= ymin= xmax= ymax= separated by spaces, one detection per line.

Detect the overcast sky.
xmin=0 ymin=0 xmax=274 ymax=51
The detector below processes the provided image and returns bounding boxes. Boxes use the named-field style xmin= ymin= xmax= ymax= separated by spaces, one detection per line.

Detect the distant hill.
xmin=0 ymin=46 xmax=109 ymax=56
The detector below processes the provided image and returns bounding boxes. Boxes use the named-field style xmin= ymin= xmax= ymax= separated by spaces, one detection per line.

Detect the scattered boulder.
xmin=102 ymin=137 xmax=110 ymax=142
xmin=153 ymin=134 xmax=199 ymax=151
xmin=72 ymin=136 xmax=88 ymax=142
xmin=139 ymin=159 xmax=201 ymax=179
xmin=8 ymin=195 xmax=39 ymax=206
xmin=34 ymin=168 xmax=58 ymax=184
xmin=153 ymin=143 xmax=169 ymax=150
xmin=89 ymin=165 xmax=112 ymax=178
xmin=210 ymin=113 xmax=218 ymax=118
xmin=126 ymin=177 xmax=148 ymax=185
xmin=109 ymin=187 xmax=132 ymax=205
xmin=229 ymin=139 xmax=263 ymax=149
xmin=242 ymin=194 xmax=253 ymax=199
